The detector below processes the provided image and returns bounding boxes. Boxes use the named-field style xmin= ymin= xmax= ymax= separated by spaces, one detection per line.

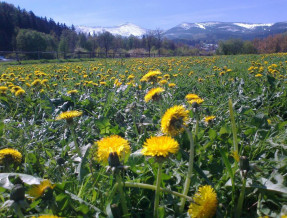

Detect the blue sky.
xmin=3 ymin=0 xmax=287 ymax=29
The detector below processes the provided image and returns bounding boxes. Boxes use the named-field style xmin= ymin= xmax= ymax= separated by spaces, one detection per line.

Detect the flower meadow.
xmin=0 ymin=54 xmax=287 ymax=217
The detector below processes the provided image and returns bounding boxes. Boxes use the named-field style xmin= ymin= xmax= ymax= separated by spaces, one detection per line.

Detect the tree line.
xmin=216 ymin=32 xmax=287 ymax=55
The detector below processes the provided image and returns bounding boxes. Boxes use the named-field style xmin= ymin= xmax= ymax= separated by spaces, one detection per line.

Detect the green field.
xmin=0 ymin=54 xmax=287 ymax=217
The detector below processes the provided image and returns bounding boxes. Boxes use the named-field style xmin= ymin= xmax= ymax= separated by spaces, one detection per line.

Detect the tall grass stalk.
xmin=229 ymin=98 xmax=238 ymax=153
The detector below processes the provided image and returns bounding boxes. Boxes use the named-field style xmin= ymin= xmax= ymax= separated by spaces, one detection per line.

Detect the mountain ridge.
xmin=76 ymin=23 xmax=146 ymax=37
xmin=164 ymin=21 xmax=287 ymax=42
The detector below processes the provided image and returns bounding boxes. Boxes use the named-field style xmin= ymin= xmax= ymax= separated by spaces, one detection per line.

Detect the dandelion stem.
xmin=195 ymin=112 xmax=199 ymax=137
xmin=109 ymin=183 xmax=119 ymax=202
xmin=229 ymin=98 xmax=238 ymax=153
xmin=13 ymin=203 xmax=24 ymax=218
xmin=235 ymin=176 xmax=247 ymax=218
xmin=154 ymin=162 xmax=163 ymax=218
xmin=132 ymin=112 xmax=139 ymax=137
xmin=70 ymin=124 xmax=82 ymax=158
xmin=12 ymin=102 xmax=19 ymax=120
xmin=4 ymin=163 xmax=11 ymax=173
xmin=257 ymin=193 xmax=262 ymax=217
xmin=123 ymin=182 xmax=192 ymax=201
xmin=115 ymin=174 xmax=130 ymax=217
xmin=158 ymin=101 xmax=164 ymax=117
xmin=179 ymin=126 xmax=195 ymax=213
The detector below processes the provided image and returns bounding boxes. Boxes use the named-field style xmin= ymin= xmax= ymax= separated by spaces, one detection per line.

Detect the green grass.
xmin=0 ymin=54 xmax=286 ymax=217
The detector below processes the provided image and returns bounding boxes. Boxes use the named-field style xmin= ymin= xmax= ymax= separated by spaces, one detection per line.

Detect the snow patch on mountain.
xmin=76 ymin=23 xmax=146 ymax=37
xmin=179 ymin=22 xmax=220 ymax=30
xmin=201 ymin=22 xmax=220 ymax=26
xmin=234 ymin=23 xmax=273 ymax=29
xmin=180 ymin=23 xmax=192 ymax=30
xmin=177 ymin=22 xmax=275 ymax=31
xmin=195 ymin=23 xmax=206 ymax=29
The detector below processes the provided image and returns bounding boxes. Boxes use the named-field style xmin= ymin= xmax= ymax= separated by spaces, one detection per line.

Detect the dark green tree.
xmin=16 ymin=29 xmax=56 ymax=59
xmin=98 ymin=31 xmax=114 ymax=57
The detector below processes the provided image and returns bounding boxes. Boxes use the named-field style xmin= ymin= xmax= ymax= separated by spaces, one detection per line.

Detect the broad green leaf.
xmin=208 ymin=128 xmax=217 ymax=141
xmin=0 ymin=173 xmax=42 ymax=190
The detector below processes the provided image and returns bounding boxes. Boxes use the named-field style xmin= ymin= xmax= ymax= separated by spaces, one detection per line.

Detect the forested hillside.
xmin=0 ymin=2 xmax=70 ymax=50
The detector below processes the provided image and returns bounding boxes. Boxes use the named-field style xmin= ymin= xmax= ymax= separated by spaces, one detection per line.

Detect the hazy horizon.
xmin=2 ymin=0 xmax=287 ymax=30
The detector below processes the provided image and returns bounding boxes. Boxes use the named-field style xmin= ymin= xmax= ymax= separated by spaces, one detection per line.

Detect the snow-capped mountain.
xmin=76 ymin=23 xmax=146 ymax=37
xmin=176 ymin=22 xmax=274 ymax=31
xmin=164 ymin=21 xmax=287 ymax=42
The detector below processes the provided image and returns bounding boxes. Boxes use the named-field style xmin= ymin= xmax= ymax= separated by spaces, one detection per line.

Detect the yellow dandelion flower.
xmin=100 ymin=81 xmax=107 ymax=86
xmin=41 ymin=79 xmax=49 ymax=85
xmin=204 ymin=116 xmax=216 ymax=123
xmin=144 ymin=87 xmax=165 ymax=102
xmin=15 ymin=89 xmax=25 ymax=97
xmin=127 ymin=74 xmax=135 ymax=80
xmin=159 ymin=80 xmax=168 ymax=85
xmin=140 ymin=70 xmax=162 ymax=82
xmin=188 ymin=185 xmax=218 ymax=218
xmin=95 ymin=135 xmax=130 ymax=164
xmin=31 ymin=79 xmax=41 ymax=86
xmin=163 ymin=74 xmax=170 ymax=79
xmin=55 ymin=111 xmax=82 ymax=123
xmin=67 ymin=90 xmax=78 ymax=95
xmin=28 ymin=180 xmax=55 ymax=199
xmin=188 ymin=98 xmax=204 ymax=105
xmin=161 ymin=105 xmax=189 ymax=136
xmin=1 ymin=74 xmax=7 ymax=79
xmin=255 ymin=73 xmax=263 ymax=77
xmin=0 ymin=86 xmax=8 ymax=92
xmin=168 ymin=83 xmax=176 ymax=88
xmin=114 ymin=79 xmax=122 ymax=87
xmin=185 ymin=94 xmax=200 ymax=101
xmin=141 ymin=136 xmax=179 ymax=157
xmin=11 ymin=86 xmax=21 ymax=92
xmin=219 ymin=71 xmax=226 ymax=76
xmin=0 ymin=148 xmax=22 ymax=165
